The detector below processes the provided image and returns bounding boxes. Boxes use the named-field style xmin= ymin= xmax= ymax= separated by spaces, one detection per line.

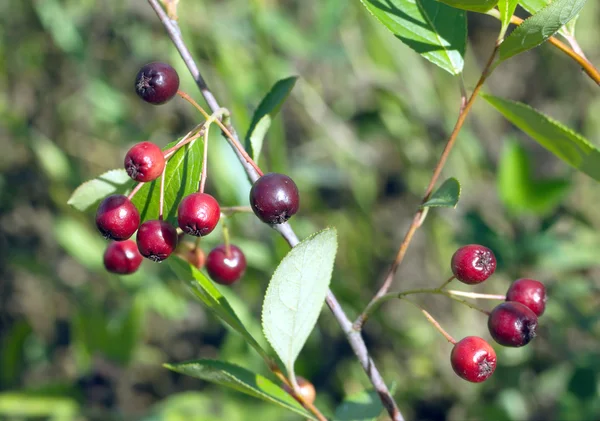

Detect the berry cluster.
xmin=97 ymin=62 xmax=300 ymax=286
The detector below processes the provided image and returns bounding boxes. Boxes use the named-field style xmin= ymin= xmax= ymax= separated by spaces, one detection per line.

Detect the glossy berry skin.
xmin=136 ymin=220 xmax=178 ymax=262
xmin=451 ymin=244 xmax=497 ymax=285
xmin=96 ymin=195 xmax=140 ymax=241
xmin=177 ymin=193 xmax=220 ymax=236
xmin=488 ymin=301 xmax=538 ymax=347
xmin=103 ymin=240 xmax=143 ymax=274
xmin=124 ymin=141 xmax=165 ymax=182
xmin=450 ymin=336 xmax=497 ymax=383
xmin=206 ymin=244 xmax=246 ymax=285
xmin=249 ymin=173 xmax=299 ymax=224
xmin=135 ymin=62 xmax=180 ymax=105
xmin=506 ymin=278 xmax=547 ymax=317
xmin=283 ymin=377 xmax=316 ymax=404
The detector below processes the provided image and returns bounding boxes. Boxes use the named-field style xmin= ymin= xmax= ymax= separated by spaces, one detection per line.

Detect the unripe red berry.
xmin=451 ymin=244 xmax=497 ymax=285
xmin=177 ymin=193 xmax=220 ymax=237
xmin=96 ymin=195 xmax=140 ymax=241
xmin=450 ymin=336 xmax=497 ymax=383
xmin=283 ymin=377 xmax=316 ymax=404
xmin=103 ymin=240 xmax=143 ymax=274
xmin=206 ymin=244 xmax=246 ymax=285
xmin=488 ymin=301 xmax=538 ymax=347
xmin=175 ymin=241 xmax=206 ymax=269
xmin=135 ymin=62 xmax=180 ymax=105
xmin=136 ymin=220 xmax=178 ymax=262
xmin=506 ymin=278 xmax=547 ymax=316
xmin=124 ymin=141 xmax=165 ymax=182
xmin=249 ymin=173 xmax=299 ymax=224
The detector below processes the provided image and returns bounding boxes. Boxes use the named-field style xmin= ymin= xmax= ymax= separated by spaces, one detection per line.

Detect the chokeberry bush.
xmin=2 ymin=0 xmax=600 ymax=420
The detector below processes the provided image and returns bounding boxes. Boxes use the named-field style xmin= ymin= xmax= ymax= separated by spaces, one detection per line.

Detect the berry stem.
xmin=271 ymin=366 xmax=328 ymax=421
xmin=220 ymin=206 xmax=253 ymax=217
xmin=446 ymin=290 xmax=506 ymax=301
xmin=438 ymin=275 xmax=455 ymax=290
xmin=163 ymin=125 xmax=205 ymax=159
xmin=221 ymin=221 xmax=232 ymax=258
xmin=127 ymin=181 xmax=145 ymax=201
xmin=404 ymin=299 xmax=456 ymax=344
xmin=158 ymin=164 xmax=167 ymax=221
xmin=199 ymin=119 xmax=210 ymax=193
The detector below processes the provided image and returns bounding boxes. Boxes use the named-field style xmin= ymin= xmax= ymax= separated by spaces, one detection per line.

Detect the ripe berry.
xmin=103 ymin=240 xmax=143 ymax=274
xmin=451 ymin=244 xmax=497 ymax=285
xmin=450 ymin=336 xmax=497 ymax=383
xmin=488 ymin=301 xmax=538 ymax=347
xmin=96 ymin=195 xmax=140 ymax=241
xmin=124 ymin=141 xmax=165 ymax=182
xmin=206 ymin=244 xmax=246 ymax=285
xmin=177 ymin=193 xmax=220 ymax=236
xmin=136 ymin=220 xmax=178 ymax=262
xmin=506 ymin=278 xmax=547 ymax=317
xmin=283 ymin=377 xmax=316 ymax=404
xmin=249 ymin=173 xmax=300 ymax=224
xmin=135 ymin=62 xmax=180 ymax=105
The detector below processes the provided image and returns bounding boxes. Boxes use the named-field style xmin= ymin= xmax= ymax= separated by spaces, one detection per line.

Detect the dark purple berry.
xmin=177 ymin=193 xmax=220 ymax=236
xmin=96 ymin=195 xmax=140 ymax=241
xmin=249 ymin=173 xmax=299 ymax=224
xmin=136 ymin=220 xmax=178 ymax=262
xmin=135 ymin=62 xmax=180 ymax=105
xmin=103 ymin=240 xmax=143 ymax=274
xmin=206 ymin=244 xmax=246 ymax=285
xmin=488 ymin=301 xmax=538 ymax=347
xmin=506 ymin=278 xmax=547 ymax=317
xmin=450 ymin=336 xmax=497 ymax=383
xmin=451 ymin=244 xmax=497 ymax=285
xmin=124 ymin=141 xmax=165 ymax=182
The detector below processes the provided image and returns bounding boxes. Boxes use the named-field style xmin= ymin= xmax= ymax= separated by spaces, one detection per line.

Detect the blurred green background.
xmin=1 ymin=0 xmax=600 ymax=420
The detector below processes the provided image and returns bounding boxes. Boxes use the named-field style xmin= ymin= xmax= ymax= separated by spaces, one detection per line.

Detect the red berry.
xmin=283 ymin=377 xmax=316 ymax=404
xmin=175 ymin=241 xmax=206 ymax=269
xmin=488 ymin=301 xmax=538 ymax=347
xmin=506 ymin=278 xmax=547 ymax=317
xmin=451 ymin=244 xmax=497 ymax=285
xmin=124 ymin=141 xmax=165 ymax=182
xmin=249 ymin=173 xmax=299 ymax=224
xmin=177 ymin=193 xmax=220 ymax=237
xmin=96 ymin=195 xmax=140 ymax=241
xmin=103 ymin=240 xmax=143 ymax=274
xmin=450 ymin=336 xmax=497 ymax=383
xmin=206 ymin=244 xmax=246 ymax=285
xmin=136 ymin=220 xmax=178 ymax=262
xmin=135 ymin=62 xmax=180 ymax=105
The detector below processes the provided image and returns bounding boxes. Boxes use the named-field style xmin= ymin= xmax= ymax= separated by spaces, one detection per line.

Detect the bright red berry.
xmin=451 ymin=244 xmax=497 ymax=285
xmin=249 ymin=173 xmax=299 ymax=224
xmin=206 ymin=244 xmax=246 ymax=285
xmin=450 ymin=336 xmax=497 ymax=383
xmin=135 ymin=62 xmax=180 ymax=105
xmin=124 ymin=141 xmax=165 ymax=182
xmin=136 ymin=220 xmax=178 ymax=262
xmin=488 ymin=301 xmax=538 ymax=347
xmin=103 ymin=240 xmax=143 ymax=274
xmin=177 ymin=193 xmax=220 ymax=237
xmin=95 ymin=195 xmax=140 ymax=241
xmin=506 ymin=278 xmax=547 ymax=317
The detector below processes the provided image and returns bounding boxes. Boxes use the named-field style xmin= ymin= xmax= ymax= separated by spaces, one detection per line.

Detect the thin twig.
xmin=445 ymin=290 xmax=505 ymax=301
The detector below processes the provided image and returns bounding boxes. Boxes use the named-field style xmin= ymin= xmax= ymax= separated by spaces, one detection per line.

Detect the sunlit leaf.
xmin=67 ymin=169 xmax=131 ymax=211
xmin=435 ymin=0 xmax=498 ymax=12
xmin=497 ymin=0 xmax=519 ymax=35
xmin=420 ymin=177 xmax=461 ymax=209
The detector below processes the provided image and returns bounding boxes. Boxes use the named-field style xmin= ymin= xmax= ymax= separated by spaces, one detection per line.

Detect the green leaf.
xmin=520 ymin=0 xmax=580 ymax=37
xmin=168 ymin=257 xmax=270 ymax=361
xmin=165 ymin=359 xmax=315 ymax=420
xmin=0 ymin=393 xmax=79 ymax=420
xmin=334 ymin=389 xmax=383 ymax=421
xmin=67 ymin=169 xmax=131 ymax=211
xmin=435 ymin=0 xmax=498 ymax=13
xmin=420 ymin=177 xmax=461 ymax=209
xmin=262 ymin=228 xmax=338 ymax=377
xmin=497 ymin=0 xmax=519 ymax=35
xmin=359 ymin=0 xmax=467 ymax=75
xmin=498 ymin=0 xmax=587 ymax=62
xmin=245 ymin=76 xmax=298 ymax=161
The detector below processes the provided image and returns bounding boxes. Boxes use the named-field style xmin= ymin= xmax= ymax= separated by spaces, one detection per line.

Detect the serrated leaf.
xmin=520 ymin=0 xmax=580 ymax=37
xmin=498 ymin=0 xmax=587 ymax=62
xmin=334 ymin=389 xmax=383 ymax=421
xmin=245 ymin=77 xmax=298 ymax=161
xmin=435 ymin=0 xmax=497 ymax=12
xmin=67 ymin=169 xmax=131 ymax=211
xmin=165 ymin=360 xmax=315 ymax=420
xmin=262 ymin=228 xmax=338 ymax=376
xmin=482 ymin=93 xmax=600 ymax=181
xmin=497 ymin=0 xmax=519 ymax=35
xmin=420 ymin=177 xmax=461 ymax=209
xmin=359 ymin=0 xmax=467 ymax=75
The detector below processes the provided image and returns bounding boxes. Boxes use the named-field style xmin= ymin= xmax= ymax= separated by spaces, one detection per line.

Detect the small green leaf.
xmin=359 ymin=0 xmax=467 ymax=75
xmin=245 ymin=76 xmax=298 ymax=161
xmin=67 ymin=169 xmax=131 ymax=211
xmin=334 ymin=389 xmax=384 ymax=421
xmin=420 ymin=177 xmax=461 ymax=209
xmin=165 ymin=359 xmax=315 ymax=420
xmin=262 ymin=228 xmax=338 ymax=377
xmin=519 ymin=0 xmax=550 ymax=14
xmin=435 ymin=0 xmax=498 ymax=12
xmin=497 ymin=0 xmax=519 ymax=35
xmin=482 ymin=93 xmax=600 ymax=182
xmin=498 ymin=0 xmax=587 ymax=62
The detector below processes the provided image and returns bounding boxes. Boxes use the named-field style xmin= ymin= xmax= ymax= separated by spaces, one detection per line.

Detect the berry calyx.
xmin=450 ymin=336 xmax=497 ymax=383
xmin=177 ymin=193 xmax=220 ymax=237
xmin=206 ymin=244 xmax=246 ymax=285
xmin=283 ymin=377 xmax=316 ymax=404
xmin=96 ymin=195 xmax=140 ymax=241
xmin=103 ymin=240 xmax=143 ymax=274
xmin=124 ymin=141 xmax=165 ymax=182
xmin=506 ymin=278 xmax=547 ymax=317
xmin=488 ymin=301 xmax=538 ymax=347
xmin=135 ymin=62 xmax=180 ymax=105
xmin=249 ymin=173 xmax=299 ymax=224
xmin=451 ymin=244 xmax=497 ymax=285
xmin=136 ymin=220 xmax=178 ymax=262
